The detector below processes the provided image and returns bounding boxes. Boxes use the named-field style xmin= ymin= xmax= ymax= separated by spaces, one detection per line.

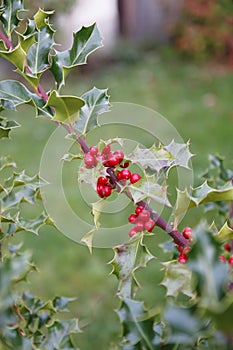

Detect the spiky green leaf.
xmin=73 ymin=87 xmax=110 ymax=135
xmin=50 ymin=24 xmax=103 ymax=88
xmin=128 ymin=141 xmax=193 ymax=175
xmin=175 ymin=181 xmax=233 ymax=217
xmin=45 ymin=90 xmax=84 ymax=123
xmin=0 ymin=0 xmax=24 ymax=35
xmin=161 ymin=261 xmax=194 ymax=298
xmin=0 ymin=116 xmax=20 ymax=138
xmin=128 ymin=175 xmax=171 ymax=206
xmin=0 ymin=80 xmax=53 ymax=117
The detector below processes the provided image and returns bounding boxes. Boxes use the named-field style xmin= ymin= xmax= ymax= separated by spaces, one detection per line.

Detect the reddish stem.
xmin=106 ymin=168 xmax=189 ymax=247
xmin=0 ymin=31 xmax=12 ymax=49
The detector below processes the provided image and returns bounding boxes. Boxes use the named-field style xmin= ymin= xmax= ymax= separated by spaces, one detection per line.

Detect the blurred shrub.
xmin=173 ymin=0 xmax=233 ymax=65
xmin=25 ymin=0 xmax=77 ymax=14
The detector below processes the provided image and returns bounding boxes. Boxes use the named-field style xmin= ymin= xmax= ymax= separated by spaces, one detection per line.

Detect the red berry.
xmin=138 ymin=210 xmax=150 ymax=222
xmin=102 ymin=145 xmax=111 ymax=155
xmin=113 ymin=150 xmax=124 ymax=163
xmin=104 ymin=156 xmax=120 ymax=167
xmin=128 ymin=214 xmax=137 ymax=224
xmin=84 ymin=153 xmax=97 ymax=168
xmin=228 ymin=257 xmax=233 ymax=266
xmin=135 ymin=221 xmax=145 ymax=232
xmin=117 ymin=172 xmax=123 ymax=180
xmin=218 ymin=255 xmax=226 ymax=263
xmin=144 ymin=219 xmax=155 ymax=232
xmin=129 ymin=228 xmax=138 ymax=237
xmin=178 ymin=254 xmax=188 ymax=264
xmin=130 ymin=173 xmax=141 ymax=184
xmin=224 ymin=243 xmax=232 ymax=252
xmin=120 ymin=169 xmax=131 ymax=180
xmin=177 ymin=245 xmax=183 ymax=253
xmin=135 ymin=205 xmax=144 ymax=216
xmin=120 ymin=162 xmax=129 ymax=168
xmin=182 ymin=227 xmax=192 ymax=240
xmin=96 ymin=184 xmax=112 ymax=198
xmin=89 ymin=146 xmax=98 ymax=156
xmin=97 ymin=176 xmax=108 ymax=185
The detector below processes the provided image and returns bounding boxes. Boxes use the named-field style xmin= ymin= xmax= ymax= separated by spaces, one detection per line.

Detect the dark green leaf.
xmin=73 ymin=87 xmax=110 ymax=135
xmin=0 ymin=0 xmax=24 ymax=35
xmin=0 ymin=80 xmax=53 ymax=118
xmin=50 ymin=24 xmax=103 ymax=88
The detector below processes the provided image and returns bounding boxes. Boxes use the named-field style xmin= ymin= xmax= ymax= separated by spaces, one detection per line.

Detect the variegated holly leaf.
xmin=0 ymin=116 xmax=20 ymax=138
xmin=161 ymin=261 xmax=194 ymax=299
xmin=128 ymin=175 xmax=171 ymax=206
xmin=110 ymin=236 xmax=154 ymax=298
xmin=175 ymin=180 xmax=233 ymax=217
xmin=73 ymin=87 xmax=110 ymax=134
xmin=128 ymin=141 xmax=193 ymax=175
xmin=50 ymin=24 xmax=103 ymax=89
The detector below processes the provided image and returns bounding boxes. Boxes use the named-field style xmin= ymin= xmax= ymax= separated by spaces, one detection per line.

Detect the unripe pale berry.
xmin=144 ymin=219 xmax=155 ymax=232
xmin=130 ymin=173 xmax=141 ymax=184
xmin=89 ymin=146 xmax=99 ymax=156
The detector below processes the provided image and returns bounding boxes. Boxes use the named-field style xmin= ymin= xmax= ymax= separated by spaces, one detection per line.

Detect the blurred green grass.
xmin=1 ymin=50 xmax=233 ymax=349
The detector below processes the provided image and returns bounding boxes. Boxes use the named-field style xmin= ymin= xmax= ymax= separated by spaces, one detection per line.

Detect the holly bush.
xmin=0 ymin=1 xmax=233 ymax=349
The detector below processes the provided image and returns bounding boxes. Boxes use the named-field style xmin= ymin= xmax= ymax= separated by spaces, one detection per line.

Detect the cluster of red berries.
xmin=219 ymin=242 xmax=233 ymax=266
xmin=177 ymin=227 xmax=192 ymax=263
xmin=128 ymin=205 xmax=156 ymax=237
xmin=84 ymin=144 xmax=142 ymax=198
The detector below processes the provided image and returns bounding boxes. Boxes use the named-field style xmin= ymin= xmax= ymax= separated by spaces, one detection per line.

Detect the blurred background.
xmin=1 ymin=0 xmax=233 ymax=348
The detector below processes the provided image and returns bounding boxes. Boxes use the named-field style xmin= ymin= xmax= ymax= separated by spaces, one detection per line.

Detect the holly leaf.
xmin=0 ymin=0 xmax=24 ymax=35
xmin=25 ymin=9 xmax=55 ymax=80
xmin=164 ymin=305 xmax=211 ymax=345
xmin=175 ymin=180 xmax=233 ymax=217
xmin=0 ymin=155 xmax=16 ymax=171
xmin=128 ymin=141 xmax=193 ymax=175
xmin=0 ymin=80 xmax=53 ymax=118
xmin=45 ymin=90 xmax=84 ymax=124
xmin=117 ymin=298 xmax=156 ymax=349
xmin=73 ymin=87 xmax=110 ymax=135
xmin=165 ymin=140 xmax=193 ymax=169
xmin=0 ymin=43 xmax=26 ymax=71
xmin=188 ymin=223 xmax=228 ymax=311
xmin=41 ymin=319 xmax=80 ymax=349
xmin=161 ymin=261 xmax=194 ymax=299
xmin=0 ymin=116 xmax=20 ymax=138
xmin=128 ymin=175 xmax=171 ymax=206
xmin=215 ymin=221 xmax=233 ymax=241
xmin=50 ymin=23 xmax=103 ymax=88
xmin=110 ymin=236 xmax=154 ymax=298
